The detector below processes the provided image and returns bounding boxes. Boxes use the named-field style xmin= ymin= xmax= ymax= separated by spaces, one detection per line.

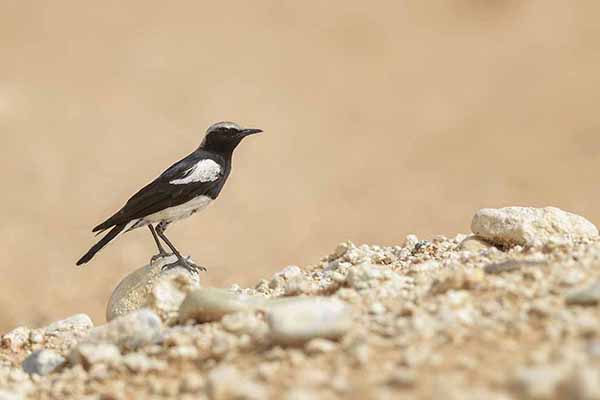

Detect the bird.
xmin=76 ymin=121 xmax=262 ymax=273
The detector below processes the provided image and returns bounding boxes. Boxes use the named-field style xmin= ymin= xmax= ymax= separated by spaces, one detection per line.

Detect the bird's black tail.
xmin=76 ymin=223 xmax=127 ymax=266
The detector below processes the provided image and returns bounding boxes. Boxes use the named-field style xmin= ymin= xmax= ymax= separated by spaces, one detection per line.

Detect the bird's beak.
xmin=241 ymin=128 xmax=263 ymax=136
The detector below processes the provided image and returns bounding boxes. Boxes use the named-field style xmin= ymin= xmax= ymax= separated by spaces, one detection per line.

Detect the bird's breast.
xmin=143 ymin=195 xmax=213 ymax=223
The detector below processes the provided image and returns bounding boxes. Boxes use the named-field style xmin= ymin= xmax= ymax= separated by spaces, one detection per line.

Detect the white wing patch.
xmin=170 ymin=159 xmax=221 ymax=185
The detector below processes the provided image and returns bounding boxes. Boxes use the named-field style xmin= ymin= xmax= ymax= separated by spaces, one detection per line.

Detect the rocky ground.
xmin=1 ymin=207 xmax=600 ymax=400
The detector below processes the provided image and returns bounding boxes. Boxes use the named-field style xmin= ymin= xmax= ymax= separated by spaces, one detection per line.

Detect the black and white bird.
xmin=76 ymin=121 xmax=262 ymax=272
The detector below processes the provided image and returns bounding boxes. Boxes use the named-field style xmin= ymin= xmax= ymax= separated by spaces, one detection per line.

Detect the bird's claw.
xmin=161 ymin=257 xmax=207 ymax=274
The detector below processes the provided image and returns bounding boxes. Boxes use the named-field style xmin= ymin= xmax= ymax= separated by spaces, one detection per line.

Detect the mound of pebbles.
xmin=1 ymin=206 xmax=600 ymax=400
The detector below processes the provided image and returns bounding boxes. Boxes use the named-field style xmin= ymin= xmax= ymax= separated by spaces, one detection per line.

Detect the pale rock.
xmin=28 ymin=330 xmax=43 ymax=344
xmin=369 ymin=302 xmax=386 ymax=315
xmin=180 ymin=372 xmax=206 ymax=393
xmin=328 ymin=241 xmax=351 ymax=261
xmin=305 ymin=338 xmax=337 ymax=354
xmin=1 ymin=327 xmax=30 ymax=351
xmin=459 ymin=235 xmax=494 ymax=252
xmin=69 ymin=343 xmax=121 ymax=368
xmin=85 ymin=309 xmax=162 ymax=350
xmin=386 ymin=368 xmax=416 ymax=388
xmin=267 ymin=297 xmax=352 ymax=345
xmin=207 ymin=365 xmax=267 ymax=400
xmin=0 ymin=390 xmax=24 ymax=400
xmin=565 ymin=281 xmax=600 ymax=306
xmin=168 ymin=345 xmax=199 ymax=360
xmin=560 ymin=368 xmax=600 ymax=400
xmin=511 ymin=365 xmax=566 ymax=400
xmin=404 ymin=234 xmax=419 ymax=249
xmin=88 ymin=364 xmax=111 ymax=381
xmin=484 ymin=260 xmax=547 ymax=275
xmin=21 ymin=350 xmax=65 ymax=375
xmin=221 ymin=312 xmax=261 ymax=335
xmin=45 ymin=314 xmax=93 ymax=334
xmin=269 ymin=266 xmax=314 ymax=295
xmin=179 ymin=288 xmax=266 ymax=323
xmin=106 ymin=257 xmax=200 ymax=321
xmin=429 ymin=269 xmax=484 ymax=294
xmin=257 ymin=362 xmax=280 ymax=381
xmin=285 ymin=389 xmax=322 ymax=400
xmin=122 ymin=352 xmax=166 ymax=372
xmin=472 ymin=207 xmax=598 ymax=246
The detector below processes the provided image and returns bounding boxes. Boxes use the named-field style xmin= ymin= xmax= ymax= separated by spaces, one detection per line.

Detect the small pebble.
xmin=69 ymin=343 xmax=121 ymax=369
xmin=565 ymin=281 xmax=600 ymax=306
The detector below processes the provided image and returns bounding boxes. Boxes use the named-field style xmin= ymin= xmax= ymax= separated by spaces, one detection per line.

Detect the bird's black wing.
xmin=92 ymin=152 xmax=226 ymax=232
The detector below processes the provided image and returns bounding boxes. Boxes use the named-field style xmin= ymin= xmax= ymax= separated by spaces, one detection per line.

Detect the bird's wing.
xmin=92 ymin=153 xmax=225 ymax=232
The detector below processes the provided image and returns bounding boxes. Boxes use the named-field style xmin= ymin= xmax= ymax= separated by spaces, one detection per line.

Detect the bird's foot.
xmin=150 ymin=251 xmax=173 ymax=265
xmin=161 ymin=256 xmax=207 ymax=274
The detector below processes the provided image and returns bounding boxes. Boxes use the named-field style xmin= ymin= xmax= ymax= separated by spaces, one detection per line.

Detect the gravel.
xmin=1 ymin=206 xmax=599 ymax=400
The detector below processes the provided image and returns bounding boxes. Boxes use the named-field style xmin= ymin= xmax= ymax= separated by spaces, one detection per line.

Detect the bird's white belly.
xmin=143 ymin=195 xmax=213 ymax=224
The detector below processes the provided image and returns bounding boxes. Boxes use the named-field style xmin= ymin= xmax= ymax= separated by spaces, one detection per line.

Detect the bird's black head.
xmin=200 ymin=121 xmax=262 ymax=153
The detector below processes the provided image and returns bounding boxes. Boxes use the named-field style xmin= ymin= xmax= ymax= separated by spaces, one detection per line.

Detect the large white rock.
xmin=106 ymin=256 xmax=200 ymax=322
xmin=267 ymin=297 xmax=353 ymax=345
xmin=471 ymin=207 xmax=598 ymax=246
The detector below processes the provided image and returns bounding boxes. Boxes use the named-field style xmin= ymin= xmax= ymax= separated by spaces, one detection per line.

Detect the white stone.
xmin=207 ymin=365 xmax=267 ymax=400
xmin=0 ymin=390 xmax=24 ymax=400
xmin=511 ymin=365 xmax=566 ymax=399
xmin=178 ymin=288 xmax=266 ymax=323
xmin=1 ymin=327 xmax=30 ymax=351
xmin=85 ymin=309 xmax=162 ymax=351
xmin=69 ymin=343 xmax=121 ymax=368
xmin=565 ymin=281 xmax=600 ymax=306
xmin=106 ymin=258 xmax=200 ymax=322
xmin=267 ymin=297 xmax=352 ymax=345
xmin=305 ymin=338 xmax=337 ymax=354
xmin=21 ymin=350 xmax=65 ymax=375
xmin=122 ymin=352 xmax=166 ymax=372
xmin=472 ymin=207 xmax=598 ymax=246
xmin=45 ymin=314 xmax=93 ymax=334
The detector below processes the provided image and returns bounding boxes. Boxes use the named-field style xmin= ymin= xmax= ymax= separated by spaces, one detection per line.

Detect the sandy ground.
xmin=1 ymin=226 xmax=599 ymax=399
xmin=2 ymin=1 xmax=600 ymax=330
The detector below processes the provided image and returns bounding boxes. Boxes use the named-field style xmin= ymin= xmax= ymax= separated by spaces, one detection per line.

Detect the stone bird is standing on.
xmin=77 ymin=121 xmax=262 ymax=272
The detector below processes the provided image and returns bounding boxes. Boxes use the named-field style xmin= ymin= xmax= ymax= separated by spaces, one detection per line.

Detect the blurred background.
xmin=1 ymin=1 xmax=600 ymax=331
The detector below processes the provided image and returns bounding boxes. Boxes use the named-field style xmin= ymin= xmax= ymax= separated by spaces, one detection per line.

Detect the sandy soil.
xmin=1 ymin=228 xmax=599 ymax=399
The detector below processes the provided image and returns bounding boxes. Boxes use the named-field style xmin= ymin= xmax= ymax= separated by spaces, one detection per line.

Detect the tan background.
xmin=1 ymin=1 xmax=600 ymax=331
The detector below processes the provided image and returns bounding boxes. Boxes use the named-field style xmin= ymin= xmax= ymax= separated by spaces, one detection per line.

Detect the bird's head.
xmin=200 ymin=121 xmax=262 ymax=153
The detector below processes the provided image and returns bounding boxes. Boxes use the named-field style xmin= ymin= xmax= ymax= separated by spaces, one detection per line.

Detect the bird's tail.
xmin=76 ymin=223 xmax=127 ymax=266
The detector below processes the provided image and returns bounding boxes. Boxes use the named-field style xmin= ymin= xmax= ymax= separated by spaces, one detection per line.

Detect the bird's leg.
xmin=155 ymin=226 xmax=206 ymax=273
xmin=148 ymin=225 xmax=171 ymax=264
